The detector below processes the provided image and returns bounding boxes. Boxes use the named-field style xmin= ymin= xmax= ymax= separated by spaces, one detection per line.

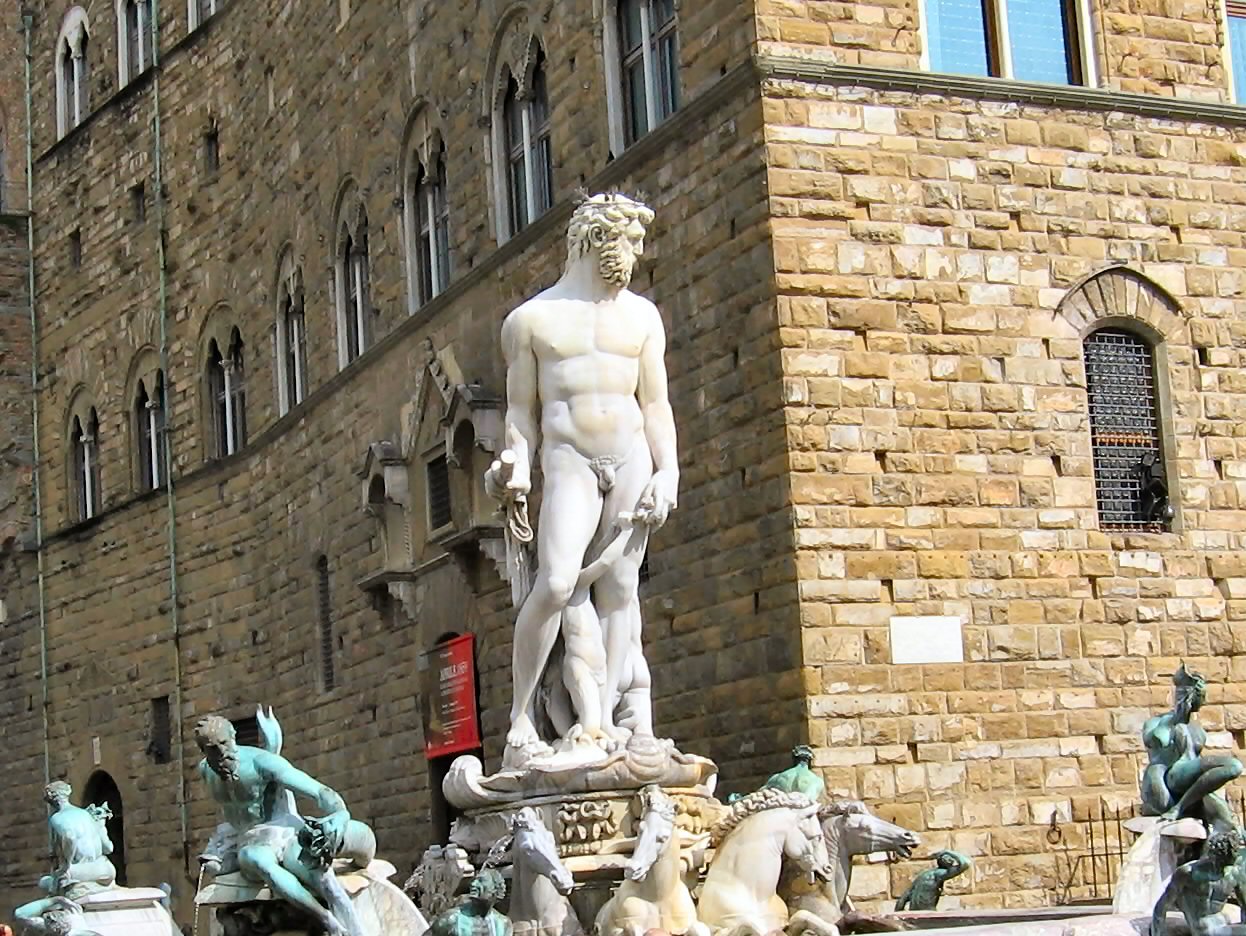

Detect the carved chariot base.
xmin=195 ymin=859 xmax=428 ymax=936
xmin=429 ymin=783 xmax=724 ymax=935
xmin=55 ymin=886 xmax=179 ymax=936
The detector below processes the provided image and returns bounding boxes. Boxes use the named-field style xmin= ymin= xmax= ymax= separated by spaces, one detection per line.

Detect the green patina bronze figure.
xmin=1152 ymin=830 xmax=1246 ymax=935
xmin=15 ymin=781 xmax=115 ymax=935
xmin=195 ymin=708 xmax=378 ymax=936
xmin=35 ymin=781 xmax=116 ymax=898
xmin=894 ymin=851 xmax=971 ymax=912
xmin=1141 ymin=664 xmax=1243 ymax=833
xmin=763 ymin=745 xmax=825 ymax=801
xmin=428 ymin=870 xmax=512 ymax=936
xmin=14 ymin=896 xmax=100 ymax=936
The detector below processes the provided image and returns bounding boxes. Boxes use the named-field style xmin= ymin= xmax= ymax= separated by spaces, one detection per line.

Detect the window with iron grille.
xmin=427 ymin=455 xmax=452 ymax=530
xmin=316 ymin=555 xmax=336 ymax=691
xmin=1084 ymin=328 xmax=1171 ymax=531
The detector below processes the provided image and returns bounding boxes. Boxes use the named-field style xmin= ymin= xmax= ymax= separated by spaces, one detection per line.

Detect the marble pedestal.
xmin=195 ymin=859 xmax=428 ymax=936
xmin=1112 ymin=816 xmax=1206 ymax=915
xmin=438 ymin=747 xmax=723 ymax=935
xmin=70 ymin=887 xmax=179 ymax=936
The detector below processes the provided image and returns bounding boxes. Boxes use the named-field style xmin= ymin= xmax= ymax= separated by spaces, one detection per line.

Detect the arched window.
xmin=411 ymin=144 xmax=451 ymax=307
xmin=70 ymin=407 xmax=101 ymax=522
xmin=134 ymin=370 xmax=166 ymax=492
xmin=119 ymin=0 xmax=151 ymax=85
xmin=495 ymin=47 xmax=553 ymax=240
xmin=83 ymin=772 xmax=126 ymax=886
xmin=55 ymin=9 xmax=90 ymax=139
xmin=402 ymin=109 xmax=453 ymax=314
xmin=275 ymin=257 xmax=307 ymax=414
xmin=227 ymin=328 xmax=247 ymax=450
xmin=205 ymin=331 xmax=246 ymax=458
xmin=612 ymin=0 xmax=680 ymax=149
xmin=334 ymin=193 xmax=371 ymax=366
xmin=1084 ymin=327 xmax=1172 ymax=531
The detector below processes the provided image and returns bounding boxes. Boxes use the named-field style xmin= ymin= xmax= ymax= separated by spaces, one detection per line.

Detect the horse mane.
xmin=637 ymin=785 xmax=677 ymax=821
xmin=710 ymin=788 xmax=815 ymax=847
xmin=818 ymin=798 xmax=869 ymax=820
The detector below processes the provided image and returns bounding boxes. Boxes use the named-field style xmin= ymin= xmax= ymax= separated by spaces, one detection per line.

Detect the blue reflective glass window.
xmin=1007 ymin=0 xmax=1078 ymax=83
xmin=1230 ymin=15 xmax=1246 ymax=102
xmin=926 ymin=0 xmax=991 ymax=76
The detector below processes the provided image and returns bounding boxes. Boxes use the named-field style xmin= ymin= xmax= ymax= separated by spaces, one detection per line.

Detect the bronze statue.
xmin=428 ymin=870 xmax=512 ymax=936
xmin=764 ymin=745 xmax=825 ymax=802
xmin=1141 ymin=664 xmax=1243 ymax=833
xmin=895 ymin=851 xmax=971 ymax=912
xmin=1152 ymin=830 xmax=1246 ymax=935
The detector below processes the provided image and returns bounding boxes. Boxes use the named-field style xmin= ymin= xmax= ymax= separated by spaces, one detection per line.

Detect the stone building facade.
xmin=5 ymin=0 xmax=1246 ymax=923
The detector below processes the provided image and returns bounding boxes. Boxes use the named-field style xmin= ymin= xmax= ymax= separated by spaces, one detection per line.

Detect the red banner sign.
xmin=421 ymin=634 xmax=481 ymax=759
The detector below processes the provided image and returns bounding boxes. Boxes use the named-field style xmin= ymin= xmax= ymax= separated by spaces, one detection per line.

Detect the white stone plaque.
xmin=889 ymin=615 xmax=964 ymax=664
xmin=92 ymin=735 xmax=101 ymax=765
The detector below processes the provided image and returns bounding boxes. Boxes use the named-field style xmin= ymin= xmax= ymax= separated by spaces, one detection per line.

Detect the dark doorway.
xmin=83 ymin=771 xmax=126 ymax=885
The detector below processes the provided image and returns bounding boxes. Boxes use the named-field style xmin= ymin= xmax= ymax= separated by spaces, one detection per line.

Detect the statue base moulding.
xmin=435 ymin=773 xmax=725 ymax=936
xmin=441 ymin=737 xmax=718 ymax=810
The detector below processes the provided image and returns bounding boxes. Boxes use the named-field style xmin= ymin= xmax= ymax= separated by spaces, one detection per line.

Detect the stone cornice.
xmin=755 ymin=54 xmax=1246 ymax=126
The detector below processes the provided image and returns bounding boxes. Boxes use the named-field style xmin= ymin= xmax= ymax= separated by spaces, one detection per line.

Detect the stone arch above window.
xmin=1059 ymin=268 xmax=1182 ymax=533
xmin=55 ymin=7 xmax=90 ymax=139
xmin=1055 ymin=265 xmax=1183 ymax=340
xmin=332 ymin=179 xmax=372 ymax=368
xmin=274 ymin=247 xmax=308 ymax=415
xmin=401 ymin=105 xmax=452 ymax=313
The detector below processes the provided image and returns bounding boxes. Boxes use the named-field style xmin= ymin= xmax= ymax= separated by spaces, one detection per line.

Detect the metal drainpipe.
xmin=21 ymin=9 xmax=52 ymax=794
xmin=148 ymin=0 xmax=192 ymax=880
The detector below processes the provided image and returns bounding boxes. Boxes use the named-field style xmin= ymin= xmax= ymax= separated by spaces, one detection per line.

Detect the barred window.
xmin=1084 ymin=328 xmax=1171 ymax=531
xmin=316 ymin=555 xmax=336 ymax=691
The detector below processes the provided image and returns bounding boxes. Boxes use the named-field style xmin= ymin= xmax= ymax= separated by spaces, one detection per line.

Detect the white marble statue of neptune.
xmin=488 ymin=193 xmax=678 ymax=768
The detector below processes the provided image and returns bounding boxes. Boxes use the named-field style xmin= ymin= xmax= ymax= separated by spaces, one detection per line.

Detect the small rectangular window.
xmin=149 ymin=696 xmax=171 ymax=764
xmin=130 ymin=183 xmax=146 ymax=224
xmin=427 ymin=455 xmax=452 ymax=529
xmin=231 ymin=714 xmax=260 ymax=748
xmin=203 ymin=128 xmax=220 ymax=175
xmin=316 ymin=555 xmax=336 ymax=691
xmin=1230 ymin=3 xmax=1246 ymax=101
xmin=69 ymin=228 xmax=82 ymax=269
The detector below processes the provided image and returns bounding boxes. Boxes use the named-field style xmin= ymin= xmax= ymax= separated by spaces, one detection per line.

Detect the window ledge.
xmin=755 ymin=54 xmax=1246 ymax=125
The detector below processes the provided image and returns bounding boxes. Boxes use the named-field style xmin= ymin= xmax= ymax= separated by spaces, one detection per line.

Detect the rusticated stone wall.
xmin=766 ymin=76 xmax=1246 ymax=907
xmin=755 ymin=0 xmax=1234 ymax=100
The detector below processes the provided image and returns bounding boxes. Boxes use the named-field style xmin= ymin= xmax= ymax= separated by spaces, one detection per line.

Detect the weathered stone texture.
xmin=8 ymin=0 xmax=1246 ymax=923
xmin=755 ymin=0 xmax=1233 ymax=100
xmin=1 ymin=0 xmax=799 ymax=924
xmin=770 ymin=80 xmax=1246 ymax=908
